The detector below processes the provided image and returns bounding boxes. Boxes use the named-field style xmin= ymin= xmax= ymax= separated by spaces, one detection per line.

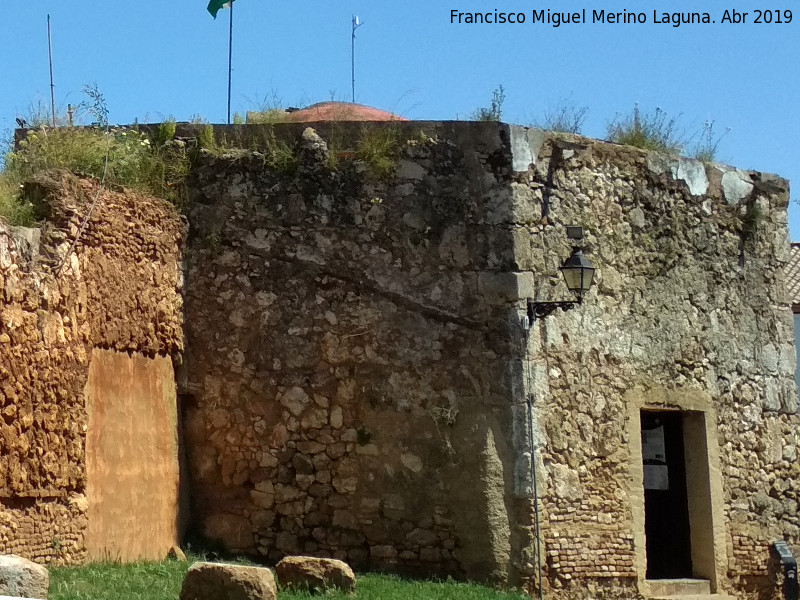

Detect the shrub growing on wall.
xmin=606 ymin=104 xmax=683 ymax=154
xmin=0 ymin=125 xmax=190 ymax=225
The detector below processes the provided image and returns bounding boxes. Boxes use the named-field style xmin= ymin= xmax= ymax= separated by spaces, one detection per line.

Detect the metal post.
xmin=227 ymin=1 xmax=234 ymax=124
xmin=351 ymin=16 xmax=363 ymax=103
xmin=47 ymin=14 xmax=56 ymax=127
xmin=351 ymin=17 xmax=356 ymax=103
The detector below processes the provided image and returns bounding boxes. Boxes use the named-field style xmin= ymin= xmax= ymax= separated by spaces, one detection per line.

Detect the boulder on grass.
xmin=275 ymin=556 xmax=356 ymax=592
xmin=180 ymin=562 xmax=277 ymax=600
xmin=0 ymin=555 xmax=48 ymax=599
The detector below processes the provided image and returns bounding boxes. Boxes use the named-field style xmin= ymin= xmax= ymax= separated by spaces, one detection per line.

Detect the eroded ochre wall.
xmin=0 ymin=170 xmax=184 ymax=563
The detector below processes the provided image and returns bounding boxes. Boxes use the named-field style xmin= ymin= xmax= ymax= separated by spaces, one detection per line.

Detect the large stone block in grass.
xmin=275 ymin=556 xmax=356 ymax=592
xmin=0 ymin=555 xmax=49 ymax=599
xmin=180 ymin=562 xmax=277 ymax=600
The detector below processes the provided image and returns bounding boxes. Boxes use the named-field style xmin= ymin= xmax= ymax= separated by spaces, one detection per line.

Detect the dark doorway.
xmin=641 ymin=410 xmax=692 ymax=579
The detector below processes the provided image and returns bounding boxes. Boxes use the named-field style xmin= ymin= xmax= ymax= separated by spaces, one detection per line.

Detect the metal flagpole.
xmin=47 ymin=14 xmax=56 ymax=127
xmin=227 ymin=2 xmax=234 ymax=124
xmin=351 ymin=16 xmax=363 ymax=103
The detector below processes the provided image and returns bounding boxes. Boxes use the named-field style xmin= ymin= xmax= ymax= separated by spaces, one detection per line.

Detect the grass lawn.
xmin=49 ymin=559 xmax=530 ymax=600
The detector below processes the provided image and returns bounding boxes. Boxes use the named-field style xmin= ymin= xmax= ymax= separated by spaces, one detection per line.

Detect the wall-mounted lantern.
xmin=527 ymin=245 xmax=596 ymax=322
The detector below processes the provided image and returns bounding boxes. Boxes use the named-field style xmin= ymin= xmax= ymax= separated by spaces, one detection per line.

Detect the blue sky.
xmin=1 ymin=1 xmax=798 ymax=236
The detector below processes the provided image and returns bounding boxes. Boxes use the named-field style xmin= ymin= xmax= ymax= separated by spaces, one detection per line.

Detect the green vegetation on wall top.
xmin=606 ymin=104 xmax=684 ymax=154
xmin=0 ymin=85 xmax=735 ymax=228
xmin=471 ymin=85 xmax=506 ymax=122
xmin=533 ymin=95 xmax=589 ymax=135
xmin=0 ymin=119 xmax=411 ymax=227
xmin=1 ymin=126 xmax=191 ymax=225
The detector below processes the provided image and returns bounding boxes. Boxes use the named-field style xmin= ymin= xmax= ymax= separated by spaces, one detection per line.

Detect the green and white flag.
xmin=207 ymin=0 xmax=233 ymax=19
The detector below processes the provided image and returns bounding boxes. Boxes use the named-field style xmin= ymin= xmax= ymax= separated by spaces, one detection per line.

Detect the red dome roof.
xmin=249 ymin=102 xmax=407 ymax=124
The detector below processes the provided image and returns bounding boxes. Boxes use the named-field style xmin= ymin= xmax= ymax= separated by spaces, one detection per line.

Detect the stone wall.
xmin=0 ymin=170 xmax=184 ymax=562
xmin=180 ymin=121 xmax=798 ymax=599
xmin=2 ymin=122 xmax=797 ymax=600
xmin=181 ymin=124 xmax=528 ymax=582
xmin=509 ymin=131 xmax=798 ymax=598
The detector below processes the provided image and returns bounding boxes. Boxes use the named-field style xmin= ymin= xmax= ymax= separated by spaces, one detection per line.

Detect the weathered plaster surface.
xmin=85 ymin=349 xmax=180 ymax=561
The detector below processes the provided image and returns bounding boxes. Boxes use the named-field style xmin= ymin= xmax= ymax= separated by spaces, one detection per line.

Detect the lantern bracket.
xmin=526 ymin=298 xmax=581 ymax=325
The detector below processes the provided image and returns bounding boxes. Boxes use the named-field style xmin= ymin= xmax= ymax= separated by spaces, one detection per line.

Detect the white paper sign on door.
xmin=643 ymin=464 xmax=669 ymax=490
xmin=642 ymin=425 xmax=666 ymax=462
